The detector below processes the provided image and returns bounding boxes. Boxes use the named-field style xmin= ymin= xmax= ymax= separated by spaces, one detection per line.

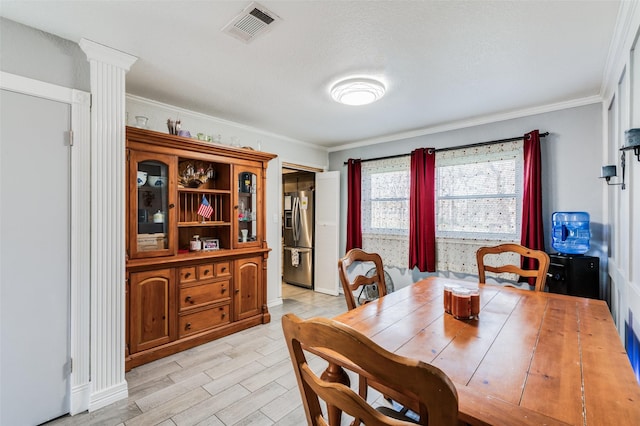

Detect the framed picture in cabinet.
xmin=203 ymin=238 xmax=219 ymax=251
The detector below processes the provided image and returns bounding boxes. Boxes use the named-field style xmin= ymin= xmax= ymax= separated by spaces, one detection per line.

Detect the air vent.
xmin=222 ymin=2 xmax=281 ymax=43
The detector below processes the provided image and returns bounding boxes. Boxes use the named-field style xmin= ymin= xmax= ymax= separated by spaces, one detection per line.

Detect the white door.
xmin=1 ymin=89 xmax=71 ymax=425
xmin=314 ymin=171 xmax=340 ymax=295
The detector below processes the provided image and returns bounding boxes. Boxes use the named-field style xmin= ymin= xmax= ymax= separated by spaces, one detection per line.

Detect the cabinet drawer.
xmin=179 ymin=266 xmax=197 ymax=283
xmin=179 ymin=280 xmax=230 ymax=310
xmin=215 ymin=262 xmax=231 ymax=277
xmin=197 ymin=264 xmax=215 ymax=280
xmin=179 ymin=305 xmax=230 ymax=337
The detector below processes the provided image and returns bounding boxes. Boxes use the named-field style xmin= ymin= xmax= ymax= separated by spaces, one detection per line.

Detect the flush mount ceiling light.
xmin=330 ymin=78 xmax=386 ymax=106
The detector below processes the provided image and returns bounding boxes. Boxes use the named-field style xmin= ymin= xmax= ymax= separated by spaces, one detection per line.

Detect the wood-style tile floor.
xmin=45 ymin=284 xmax=387 ymax=426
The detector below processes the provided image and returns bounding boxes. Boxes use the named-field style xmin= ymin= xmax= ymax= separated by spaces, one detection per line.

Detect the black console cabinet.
xmin=547 ymin=254 xmax=600 ymax=299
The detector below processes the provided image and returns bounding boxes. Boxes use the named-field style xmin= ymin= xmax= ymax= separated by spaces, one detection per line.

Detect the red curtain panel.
xmin=346 ymin=159 xmax=362 ymax=251
xmin=521 ymin=130 xmax=545 ymax=281
xmin=409 ymin=148 xmax=436 ymax=272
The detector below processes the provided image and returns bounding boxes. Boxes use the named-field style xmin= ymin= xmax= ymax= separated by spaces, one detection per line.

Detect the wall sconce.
xmin=621 ymin=128 xmax=640 ymax=162
xmin=601 ymin=161 xmax=625 ymax=190
xmin=601 ymin=129 xmax=638 ymax=190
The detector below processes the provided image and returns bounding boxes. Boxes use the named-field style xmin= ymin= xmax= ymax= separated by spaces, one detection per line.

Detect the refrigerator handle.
xmin=292 ymin=197 xmax=300 ymax=242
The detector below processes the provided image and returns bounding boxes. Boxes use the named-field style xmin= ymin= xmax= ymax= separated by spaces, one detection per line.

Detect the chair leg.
xmin=320 ymin=362 xmax=350 ymax=426
xmin=349 ymin=376 xmax=368 ymax=426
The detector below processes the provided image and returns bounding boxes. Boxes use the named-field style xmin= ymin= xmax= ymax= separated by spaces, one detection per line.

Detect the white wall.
xmin=125 ymin=95 xmax=329 ymax=306
xmin=600 ymin=2 xmax=640 ymax=348
xmin=328 ymin=103 xmax=606 ymax=289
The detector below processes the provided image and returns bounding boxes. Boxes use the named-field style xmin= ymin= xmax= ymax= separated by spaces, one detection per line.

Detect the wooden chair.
xmin=476 ymin=243 xmax=551 ymax=292
xmin=338 ymin=249 xmax=393 ymax=416
xmin=338 ymin=248 xmax=387 ymax=311
xmin=282 ymin=313 xmax=459 ymax=426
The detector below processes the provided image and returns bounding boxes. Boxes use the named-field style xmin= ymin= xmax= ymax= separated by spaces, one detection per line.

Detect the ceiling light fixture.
xmin=330 ymin=78 xmax=385 ymax=106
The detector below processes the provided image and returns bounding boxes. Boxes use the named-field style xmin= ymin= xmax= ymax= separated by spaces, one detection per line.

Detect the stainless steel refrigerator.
xmin=283 ymin=190 xmax=314 ymax=288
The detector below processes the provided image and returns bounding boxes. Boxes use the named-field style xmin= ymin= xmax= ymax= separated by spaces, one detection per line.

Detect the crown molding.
xmin=328 ymin=95 xmax=602 ymax=153
xmin=125 ymin=93 xmax=327 ymax=152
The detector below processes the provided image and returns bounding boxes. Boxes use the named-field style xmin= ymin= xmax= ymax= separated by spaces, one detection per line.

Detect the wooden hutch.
xmin=125 ymin=126 xmax=276 ymax=370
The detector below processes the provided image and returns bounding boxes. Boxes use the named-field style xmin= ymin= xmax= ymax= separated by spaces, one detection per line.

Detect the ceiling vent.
xmin=222 ymin=2 xmax=281 ymax=43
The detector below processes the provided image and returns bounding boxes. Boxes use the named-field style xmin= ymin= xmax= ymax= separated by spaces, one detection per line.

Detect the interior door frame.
xmin=280 ymin=164 xmax=340 ymax=296
xmin=0 ymin=72 xmax=91 ymax=415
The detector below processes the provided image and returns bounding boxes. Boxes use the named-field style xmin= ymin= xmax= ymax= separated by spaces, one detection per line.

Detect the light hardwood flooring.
xmin=45 ymin=284 xmax=388 ymax=426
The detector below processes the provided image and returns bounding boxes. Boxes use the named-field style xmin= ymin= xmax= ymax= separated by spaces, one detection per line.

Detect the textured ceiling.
xmin=0 ymin=1 xmax=621 ymax=148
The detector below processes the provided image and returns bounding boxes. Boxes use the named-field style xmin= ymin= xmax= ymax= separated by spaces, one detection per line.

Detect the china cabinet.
xmin=125 ymin=126 xmax=276 ymax=370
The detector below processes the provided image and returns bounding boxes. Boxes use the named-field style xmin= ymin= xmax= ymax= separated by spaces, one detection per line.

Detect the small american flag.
xmin=197 ymin=195 xmax=213 ymax=219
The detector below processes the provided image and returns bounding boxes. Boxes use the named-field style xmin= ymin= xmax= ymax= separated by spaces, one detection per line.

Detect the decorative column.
xmin=80 ymin=39 xmax=137 ymax=411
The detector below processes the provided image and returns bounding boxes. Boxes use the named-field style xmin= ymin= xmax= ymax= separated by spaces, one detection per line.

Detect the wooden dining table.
xmin=330 ymin=276 xmax=640 ymax=425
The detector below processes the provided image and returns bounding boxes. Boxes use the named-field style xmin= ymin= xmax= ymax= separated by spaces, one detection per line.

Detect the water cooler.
xmin=547 ymin=254 xmax=599 ymax=299
xmin=547 ymin=212 xmax=600 ymax=300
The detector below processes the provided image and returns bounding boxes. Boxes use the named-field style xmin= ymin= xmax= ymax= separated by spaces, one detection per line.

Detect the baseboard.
xmin=267 ymin=297 xmax=283 ymax=308
xmin=69 ymin=382 xmax=91 ymax=415
xmin=88 ymin=380 xmax=128 ymax=412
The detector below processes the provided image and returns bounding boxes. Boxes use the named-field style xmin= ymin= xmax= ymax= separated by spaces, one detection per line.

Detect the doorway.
xmin=282 ymin=168 xmax=315 ymax=291
xmin=280 ymin=166 xmax=340 ymax=297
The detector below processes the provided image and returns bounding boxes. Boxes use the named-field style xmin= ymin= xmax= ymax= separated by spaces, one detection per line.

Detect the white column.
xmin=80 ymin=39 xmax=137 ymax=411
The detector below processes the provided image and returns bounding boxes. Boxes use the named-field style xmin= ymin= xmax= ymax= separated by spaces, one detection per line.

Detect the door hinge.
xmin=69 ymin=129 xmax=74 ymax=146
xmin=64 ymin=357 xmax=73 ymax=376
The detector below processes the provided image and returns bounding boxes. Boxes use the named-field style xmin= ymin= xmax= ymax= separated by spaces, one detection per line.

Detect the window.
xmin=436 ymin=142 xmax=523 ymax=240
xmin=361 ymin=156 xmax=410 ymax=268
xmin=435 ymin=141 xmax=523 ymax=275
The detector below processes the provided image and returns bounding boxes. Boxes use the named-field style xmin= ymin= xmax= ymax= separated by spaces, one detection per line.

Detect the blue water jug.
xmin=551 ymin=212 xmax=590 ymax=254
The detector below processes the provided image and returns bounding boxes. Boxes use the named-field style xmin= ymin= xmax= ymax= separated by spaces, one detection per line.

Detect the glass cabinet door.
xmin=129 ymin=151 xmax=176 ymax=258
xmin=235 ymin=166 xmax=261 ymax=247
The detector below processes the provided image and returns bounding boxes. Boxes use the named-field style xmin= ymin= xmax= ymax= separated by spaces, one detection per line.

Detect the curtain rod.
xmin=343 ymin=132 xmax=549 ymax=165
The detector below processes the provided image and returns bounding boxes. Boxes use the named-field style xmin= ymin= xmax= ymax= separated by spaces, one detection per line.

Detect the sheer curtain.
xmin=409 ymin=148 xmax=436 ymax=272
xmin=346 ymin=159 xmax=362 ymax=251
xmin=361 ymin=156 xmax=410 ymax=269
xmin=436 ymin=141 xmax=523 ymax=275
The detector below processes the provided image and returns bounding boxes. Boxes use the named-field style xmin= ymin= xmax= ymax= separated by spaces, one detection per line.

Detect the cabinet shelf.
xmin=178 ymin=221 xmax=231 ymax=227
xmin=178 ymin=192 xmax=229 ymax=224
xmin=178 ymin=188 xmax=231 ymax=195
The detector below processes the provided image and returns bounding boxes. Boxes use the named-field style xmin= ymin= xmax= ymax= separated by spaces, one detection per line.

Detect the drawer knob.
xmin=185 ymin=272 xmax=191 ymax=278
xmin=203 ymin=269 xmax=210 ymax=275
xmin=221 ymin=267 xmax=227 ymax=272
xmin=185 ymin=322 xmax=191 ymax=330
xmin=221 ymin=287 xmax=226 ymax=293
xmin=221 ymin=312 xmax=226 ymax=318
xmin=185 ymin=295 xmax=193 ymax=303
xmin=235 ymin=289 xmax=240 ymax=294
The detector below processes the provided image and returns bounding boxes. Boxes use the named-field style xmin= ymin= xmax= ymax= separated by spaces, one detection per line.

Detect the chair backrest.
xmin=282 ymin=313 xmax=459 ymax=426
xmin=476 ymin=243 xmax=550 ymax=292
xmin=338 ymin=248 xmax=386 ymax=310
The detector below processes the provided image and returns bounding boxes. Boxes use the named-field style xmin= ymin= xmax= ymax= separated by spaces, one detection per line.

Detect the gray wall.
xmin=329 ymin=103 xmax=604 ymax=285
xmin=0 ymin=18 xmax=89 ymax=91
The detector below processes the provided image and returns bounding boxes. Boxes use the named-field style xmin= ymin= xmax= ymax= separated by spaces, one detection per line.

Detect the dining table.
xmin=328 ymin=276 xmax=640 ymax=425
